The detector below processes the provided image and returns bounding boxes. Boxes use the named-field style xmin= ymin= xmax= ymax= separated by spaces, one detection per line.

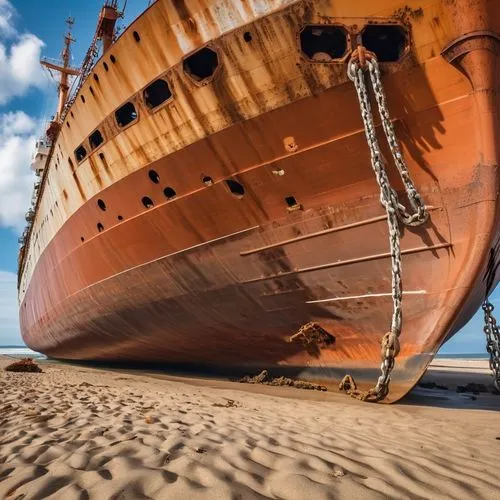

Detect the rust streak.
xmin=72 ymin=173 xmax=86 ymax=200
xmin=88 ymin=156 xmax=103 ymax=187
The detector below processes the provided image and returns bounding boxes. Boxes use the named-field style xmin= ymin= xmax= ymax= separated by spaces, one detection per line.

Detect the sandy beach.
xmin=1 ymin=357 xmax=499 ymax=500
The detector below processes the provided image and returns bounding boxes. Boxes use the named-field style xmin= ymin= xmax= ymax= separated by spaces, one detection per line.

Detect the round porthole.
xmin=164 ymin=187 xmax=176 ymax=199
xmin=202 ymin=175 xmax=214 ymax=186
xmin=148 ymin=170 xmax=160 ymax=184
xmin=142 ymin=196 xmax=154 ymax=209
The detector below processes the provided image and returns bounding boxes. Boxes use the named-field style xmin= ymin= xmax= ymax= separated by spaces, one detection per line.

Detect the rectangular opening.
xmin=89 ymin=129 xmax=104 ymax=150
xmin=115 ymin=102 xmax=137 ymax=127
xmin=74 ymin=145 xmax=87 ymax=162
xmin=285 ymin=195 xmax=301 ymax=211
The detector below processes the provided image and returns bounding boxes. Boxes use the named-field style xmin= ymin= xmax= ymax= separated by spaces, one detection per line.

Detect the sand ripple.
xmin=0 ymin=361 xmax=499 ymax=499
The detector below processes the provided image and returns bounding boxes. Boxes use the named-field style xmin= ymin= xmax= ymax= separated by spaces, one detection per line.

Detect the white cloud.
xmin=0 ymin=110 xmax=37 ymax=231
xmin=0 ymin=2 xmax=48 ymax=231
xmin=0 ymin=33 xmax=46 ymax=105
xmin=0 ymin=270 xmax=21 ymax=345
xmin=0 ymin=0 xmax=47 ymax=105
xmin=1 ymin=108 xmax=37 ymax=134
xmin=0 ymin=0 xmax=15 ymax=37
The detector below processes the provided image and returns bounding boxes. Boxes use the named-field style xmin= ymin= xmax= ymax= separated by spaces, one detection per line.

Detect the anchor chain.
xmin=482 ymin=300 xmax=500 ymax=392
xmin=339 ymin=50 xmax=428 ymax=402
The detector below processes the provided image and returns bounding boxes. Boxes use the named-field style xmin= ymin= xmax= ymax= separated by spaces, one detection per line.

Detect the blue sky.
xmin=0 ymin=0 xmax=495 ymax=354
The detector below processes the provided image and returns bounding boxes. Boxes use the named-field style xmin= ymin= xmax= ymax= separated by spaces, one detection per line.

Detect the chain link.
xmin=482 ymin=300 xmax=500 ymax=392
xmin=340 ymin=55 xmax=428 ymax=402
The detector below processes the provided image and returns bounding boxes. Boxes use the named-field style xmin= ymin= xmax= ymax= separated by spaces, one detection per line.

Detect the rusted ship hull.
xmin=18 ymin=0 xmax=500 ymax=402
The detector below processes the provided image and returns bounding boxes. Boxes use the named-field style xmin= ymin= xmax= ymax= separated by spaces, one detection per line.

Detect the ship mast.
xmin=61 ymin=1 xmax=122 ymax=119
xmin=39 ymin=2 xmax=122 ymax=137
xmin=40 ymin=18 xmax=80 ymax=125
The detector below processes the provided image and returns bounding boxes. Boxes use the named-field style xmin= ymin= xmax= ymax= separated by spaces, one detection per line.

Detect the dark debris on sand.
xmin=419 ymin=379 xmax=499 ymax=395
xmin=213 ymin=399 xmax=238 ymax=408
xmin=418 ymin=381 xmax=449 ymax=390
xmin=237 ymin=370 xmax=327 ymax=391
xmin=456 ymin=382 xmax=490 ymax=395
xmin=4 ymin=358 xmax=42 ymax=373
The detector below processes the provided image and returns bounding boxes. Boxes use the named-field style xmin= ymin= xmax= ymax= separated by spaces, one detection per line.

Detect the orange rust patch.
xmin=88 ymin=156 xmax=103 ymax=187
xmin=72 ymin=173 xmax=86 ymax=200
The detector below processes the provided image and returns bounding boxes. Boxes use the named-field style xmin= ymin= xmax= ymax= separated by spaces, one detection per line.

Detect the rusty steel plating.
xmin=340 ymin=52 xmax=428 ymax=402
xmin=482 ymin=300 xmax=500 ymax=392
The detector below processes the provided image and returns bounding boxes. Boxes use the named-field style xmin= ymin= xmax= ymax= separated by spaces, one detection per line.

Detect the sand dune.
xmin=1 ymin=357 xmax=499 ymax=499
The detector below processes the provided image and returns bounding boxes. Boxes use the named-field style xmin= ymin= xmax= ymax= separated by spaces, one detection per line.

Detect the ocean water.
xmin=435 ymin=353 xmax=488 ymax=360
xmin=0 ymin=346 xmax=46 ymax=360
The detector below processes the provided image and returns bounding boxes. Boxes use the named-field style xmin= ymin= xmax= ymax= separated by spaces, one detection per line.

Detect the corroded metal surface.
xmin=18 ymin=0 xmax=500 ymax=402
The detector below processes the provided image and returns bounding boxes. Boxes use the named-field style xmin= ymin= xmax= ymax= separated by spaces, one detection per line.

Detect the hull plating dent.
xmin=18 ymin=0 xmax=500 ymax=402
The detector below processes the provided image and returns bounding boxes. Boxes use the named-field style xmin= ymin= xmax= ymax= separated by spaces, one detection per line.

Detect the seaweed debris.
xmin=213 ymin=399 xmax=238 ymax=408
xmin=418 ymin=381 xmax=448 ymax=390
xmin=456 ymin=382 xmax=489 ymax=394
xmin=238 ymin=370 xmax=327 ymax=391
xmin=4 ymin=358 xmax=42 ymax=373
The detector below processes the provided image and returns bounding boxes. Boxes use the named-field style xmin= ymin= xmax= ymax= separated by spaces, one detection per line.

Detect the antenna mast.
xmin=62 ymin=1 xmax=122 ymax=117
xmin=39 ymin=2 xmax=124 ymax=134
xmin=40 ymin=17 xmax=80 ymax=127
